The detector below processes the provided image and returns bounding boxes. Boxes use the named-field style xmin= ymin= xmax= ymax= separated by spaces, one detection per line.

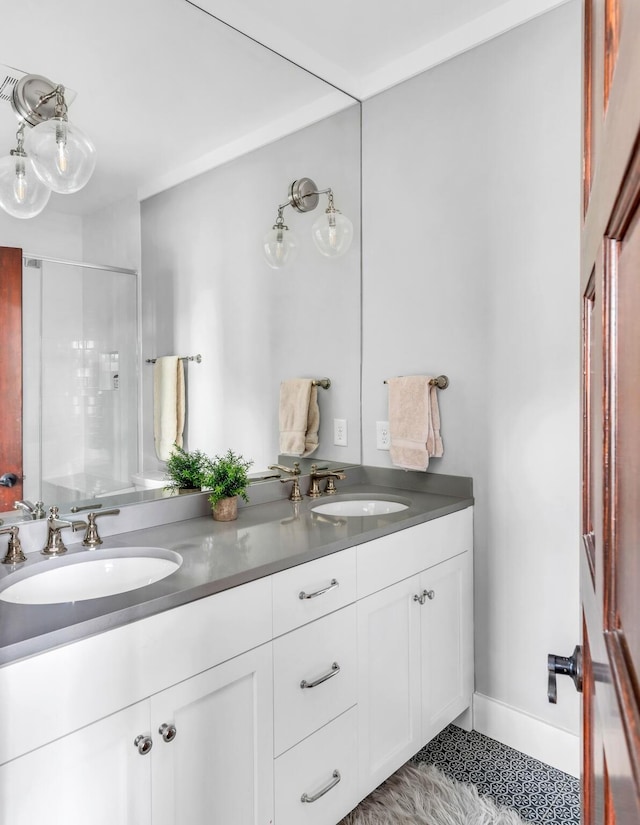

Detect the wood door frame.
xmin=0 ymin=246 xmax=23 ymax=506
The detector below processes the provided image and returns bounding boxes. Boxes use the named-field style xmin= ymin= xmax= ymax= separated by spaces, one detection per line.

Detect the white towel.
xmin=279 ymin=379 xmax=320 ymax=457
xmin=388 ymin=376 xmax=444 ymax=471
xmin=153 ymin=356 xmax=185 ymax=461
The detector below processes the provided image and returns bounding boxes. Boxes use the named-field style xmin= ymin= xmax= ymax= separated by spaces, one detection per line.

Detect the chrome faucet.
xmin=14 ymin=499 xmax=46 ymax=519
xmin=82 ymin=509 xmax=120 ymax=548
xmin=41 ymin=506 xmax=87 ymax=556
xmin=0 ymin=525 xmax=26 ymax=564
xmin=308 ymin=465 xmax=346 ymax=498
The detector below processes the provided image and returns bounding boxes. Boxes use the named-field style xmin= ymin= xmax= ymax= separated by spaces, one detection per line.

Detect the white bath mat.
xmin=340 ymin=762 xmax=528 ymax=825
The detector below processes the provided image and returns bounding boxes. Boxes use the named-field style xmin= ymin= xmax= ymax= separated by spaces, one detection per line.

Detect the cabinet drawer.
xmin=357 ymin=506 xmax=473 ymax=597
xmin=272 ymin=546 xmax=356 ymax=636
xmin=274 ymin=707 xmax=359 ymax=825
xmin=274 ymin=605 xmax=357 ymax=756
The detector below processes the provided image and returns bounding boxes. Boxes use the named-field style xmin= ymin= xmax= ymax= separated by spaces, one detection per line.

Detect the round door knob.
xmin=134 ymin=734 xmax=153 ymax=755
xmin=159 ymin=723 xmax=177 ymax=743
xmin=426 ymin=590 xmax=435 ymax=600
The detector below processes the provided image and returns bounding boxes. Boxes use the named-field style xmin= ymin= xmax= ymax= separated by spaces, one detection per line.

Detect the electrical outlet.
xmin=376 ymin=421 xmax=390 ymax=450
xmin=334 ymin=418 xmax=348 ymax=446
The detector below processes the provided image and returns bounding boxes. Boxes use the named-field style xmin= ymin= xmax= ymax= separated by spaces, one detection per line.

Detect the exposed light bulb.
xmin=311 ymin=200 xmax=353 ymax=258
xmin=13 ymin=158 xmax=27 ymax=202
xmin=55 ymin=121 xmax=69 ymax=173
xmin=263 ymin=210 xmax=298 ymax=269
xmin=0 ymin=151 xmax=51 ymax=219
xmin=25 ymin=116 xmax=96 ymax=194
xmin=0 ymin=126 xmax=52 ymax=219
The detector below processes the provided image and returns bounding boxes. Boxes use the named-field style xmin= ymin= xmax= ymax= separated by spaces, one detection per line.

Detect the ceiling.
xmin=1 ymin=0 xmax=569 ymax=217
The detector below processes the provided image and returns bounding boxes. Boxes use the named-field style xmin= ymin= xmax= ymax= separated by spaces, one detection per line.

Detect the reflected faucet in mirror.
xmin=14 ymin=500 xmax=45 ymax=519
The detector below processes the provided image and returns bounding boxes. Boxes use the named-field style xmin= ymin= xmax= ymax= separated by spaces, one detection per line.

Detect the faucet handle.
xmin=269 ymin=462 xmax=301 ymax=476
xmin=280 ymin=476 xmax=303 ymax=502
xmin=82 ymin=509 xmax=121 ymax=548
xmin=0 ymin=525 xmax=26 ymax=564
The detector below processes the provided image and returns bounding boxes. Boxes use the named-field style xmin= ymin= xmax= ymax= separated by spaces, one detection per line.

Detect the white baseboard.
xmin=472 ymin=693 xmax=580 ymax=777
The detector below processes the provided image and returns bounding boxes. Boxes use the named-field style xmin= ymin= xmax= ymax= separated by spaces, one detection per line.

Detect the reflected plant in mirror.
xmin=164 ymin=445 xmax=214 ymax=493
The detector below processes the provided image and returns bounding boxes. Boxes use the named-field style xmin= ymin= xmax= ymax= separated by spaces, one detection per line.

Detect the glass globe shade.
xmin=24 ymin=117 xmax=96 ymax=194
xmin=311 ymin=210 xmax=353 ymax=258
xmin=263 ymin=226 xmax=298 ymax=269
xmin=0 ymin=153 xmax=51 ymax=219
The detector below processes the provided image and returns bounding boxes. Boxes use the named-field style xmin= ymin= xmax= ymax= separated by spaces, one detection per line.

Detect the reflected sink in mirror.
xmin=311 ymin=496 xmax=410 ymax=517
xmin=0 ymin=547 xmax=182 ymax=605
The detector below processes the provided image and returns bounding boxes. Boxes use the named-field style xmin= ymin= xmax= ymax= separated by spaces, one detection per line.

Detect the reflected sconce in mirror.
xmin=0 ymin=73 xmax=96 ymax=219
xmin=263 ymin=177 xmax=353 ymax=269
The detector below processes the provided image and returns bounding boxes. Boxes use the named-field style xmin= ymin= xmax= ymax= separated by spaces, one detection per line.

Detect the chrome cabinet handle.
xmin=413 ymin=589 xmax=435 ymax=605
xmin=299 ymin=578 xmax=339 ymax=600
xmin=134 ymin=734 xmax=153 ymax=755
xmin=159 ymin=723 xmax=177 ymax=742
xmin=301 ymin=769 xmax=341 ymax=803
xmin=300 ymin=661 xmax=340 ymax=689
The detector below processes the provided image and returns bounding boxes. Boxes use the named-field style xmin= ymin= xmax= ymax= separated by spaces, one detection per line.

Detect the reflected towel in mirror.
xmin=153 ymin=356 xmax=185 ymax=461
xmin=279 ymin=379 xmax=319 ymax=457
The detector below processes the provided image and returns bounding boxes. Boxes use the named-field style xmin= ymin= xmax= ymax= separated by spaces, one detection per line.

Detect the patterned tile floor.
xmin=411 ymin=724 xmax=580 ymax=824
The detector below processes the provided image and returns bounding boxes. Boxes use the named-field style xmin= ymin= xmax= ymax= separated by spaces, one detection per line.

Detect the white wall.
xmin=140 ymin=106 xmax=361 ymax=473
xmin=362 ymin=1 xmax=582 ymax=771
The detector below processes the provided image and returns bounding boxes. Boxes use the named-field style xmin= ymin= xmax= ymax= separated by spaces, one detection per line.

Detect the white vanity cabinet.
xmin=0 ymin=644 xmax=274 ymax=825
xmin=356 ymin=508 xmax=473 ymax=798
xmin=0 ymin=701 xmax=153 ymax=825
xmin=0 ymin=504 xmax=473 ymax=825
xmin=0 ymin=576 xmax=274 ymax=825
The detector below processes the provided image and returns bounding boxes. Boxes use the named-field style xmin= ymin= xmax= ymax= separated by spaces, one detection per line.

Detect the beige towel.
xmin=279 ymin=379 xmax=320 ymax=457
xmin=388 ymin=376 xmax=444 ymax=471
xmin=153 ymin=356 xmax=185 ymax=461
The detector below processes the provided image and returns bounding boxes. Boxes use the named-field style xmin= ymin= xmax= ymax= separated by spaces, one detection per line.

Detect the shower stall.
xmin=22 ymin=255 xmax=139 ymax=504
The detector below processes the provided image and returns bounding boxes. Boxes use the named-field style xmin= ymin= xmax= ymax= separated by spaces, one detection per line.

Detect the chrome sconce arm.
xmin=263 ymin=177 xmax=353 ymax=269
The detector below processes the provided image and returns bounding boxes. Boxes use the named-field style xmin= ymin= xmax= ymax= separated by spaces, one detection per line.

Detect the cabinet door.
xmin=420 ymin=551 xmax=473 ymax=743
xmin=357 ymin=574 xmax=422 ymax=798
xmin=0 ymin=701 xmax=151 ymax=825
xmin=150 ymin=643 xmax=273 ymax=825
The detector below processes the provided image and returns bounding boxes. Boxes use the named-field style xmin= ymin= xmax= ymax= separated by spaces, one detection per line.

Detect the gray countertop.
xmin=0 ymin=467 xmax=473 ymax=666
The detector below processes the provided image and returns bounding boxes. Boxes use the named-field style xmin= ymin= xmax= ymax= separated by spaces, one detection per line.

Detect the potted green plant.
xmin=164 ymin=444 xmax=213 ymax=492
xmin=202 ymin=449 xmax=253 ymax=521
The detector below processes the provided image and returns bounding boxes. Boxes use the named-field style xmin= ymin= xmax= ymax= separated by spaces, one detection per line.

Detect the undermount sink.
xmin=311 ymin=496 xmax=410 ymax=517
xmin=0 ymin=547 xmax=182 ymax=605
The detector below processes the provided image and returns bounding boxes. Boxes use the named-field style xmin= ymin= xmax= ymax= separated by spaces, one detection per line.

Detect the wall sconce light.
xmin=0 ymin=73 xmax=96 ymax=218
xmin=263 ymin=177 xmax=353 ymax=269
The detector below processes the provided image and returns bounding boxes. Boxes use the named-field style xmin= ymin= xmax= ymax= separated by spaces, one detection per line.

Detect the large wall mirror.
xmin=0 ymin=0 xmax=361 ymax=523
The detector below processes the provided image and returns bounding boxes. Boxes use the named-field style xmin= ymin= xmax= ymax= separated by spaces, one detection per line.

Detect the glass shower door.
xmin=34 ymin=258 xmax=139 ymax=504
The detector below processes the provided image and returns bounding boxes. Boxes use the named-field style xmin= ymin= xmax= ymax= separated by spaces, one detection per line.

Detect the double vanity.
xmin=0 ymin=466 xmax=473 ymax=825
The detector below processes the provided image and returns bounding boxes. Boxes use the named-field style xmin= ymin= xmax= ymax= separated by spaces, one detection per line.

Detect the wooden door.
xmin=581 ymin=2 xmax=640 ymax=823
xmin=0 ymin=246 xmax=23 ymax=507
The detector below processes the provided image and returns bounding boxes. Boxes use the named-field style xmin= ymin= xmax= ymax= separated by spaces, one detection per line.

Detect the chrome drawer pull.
xmin=301 ymin=769 xmax=341 ymax=803
xmin=299 ymin=578 xmax=339 ymax=600
xmin=300 ymin=661 xmax=340 ymax=689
